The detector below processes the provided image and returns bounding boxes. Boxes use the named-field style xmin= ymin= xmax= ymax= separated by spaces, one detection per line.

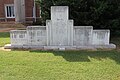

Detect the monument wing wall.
xmin=74 ymin=26 xmax=93 ymax=46
xmin=10 ymin=30 xmax=27 ymax=47
xmin=27 ymin=26 xmax=47 ymax=46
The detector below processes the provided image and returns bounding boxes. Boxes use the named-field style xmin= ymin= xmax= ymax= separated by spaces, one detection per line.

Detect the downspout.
xmin=34 ymin=0 xmax=36 ymax=22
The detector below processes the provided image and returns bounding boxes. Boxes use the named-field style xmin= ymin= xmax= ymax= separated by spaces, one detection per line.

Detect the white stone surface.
xmin=9 ymin=6 xmax=116 ymax=50
xmin=47 ymin=6 xmax=73 ymax=46
xmin=27 ymin=26 xmax=47 ymax=46
xmin=92 ymin=30 xmax=110 ymax=45
xmin=47 ymin=20 xmax=73 ymax=46
xmin=51 ymin=6 xmax=68 ymax=21
xmin=10 ymin=30 xmax=27 ymax=46
xmin=74 ymin=26 xmax=93 ymax=46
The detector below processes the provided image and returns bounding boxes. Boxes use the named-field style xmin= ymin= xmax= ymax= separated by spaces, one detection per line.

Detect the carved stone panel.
xmin=10 ymin=30 xmax=27 ymax=46
xmin=51 ymin=6 xmax=68 ymax=21
xmin=92 ymin=30 xmax=110 ymax=45
xmin=74 ymin=26 xmax=93 ymax=46
xmin=47 ymin=20 xmax=73 ymax=46
xmin=27 ymin=26 xmax=47 ymax=46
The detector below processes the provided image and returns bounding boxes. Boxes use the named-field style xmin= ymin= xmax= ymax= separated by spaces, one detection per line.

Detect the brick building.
xmin=0 ymin=0 xmax=40 ymax=23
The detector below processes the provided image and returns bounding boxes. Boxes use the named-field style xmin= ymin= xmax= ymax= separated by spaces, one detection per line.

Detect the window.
xmin=5 ymin=4 xmax=15 ymax=18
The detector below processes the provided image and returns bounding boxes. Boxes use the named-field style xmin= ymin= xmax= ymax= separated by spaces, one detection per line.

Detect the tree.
xmin=36 ymin=0 xmax=120 ymax=36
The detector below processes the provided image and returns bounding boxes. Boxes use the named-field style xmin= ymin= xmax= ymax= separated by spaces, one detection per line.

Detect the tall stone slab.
xmin=14 ymin=0 xmax=25 ymax=23
xmin=47 ymin=6 xmax=73 ymax=46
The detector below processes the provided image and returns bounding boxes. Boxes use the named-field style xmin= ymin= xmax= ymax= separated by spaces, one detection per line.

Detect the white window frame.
xmin=5 ymin=4 xmax=15 ymax=18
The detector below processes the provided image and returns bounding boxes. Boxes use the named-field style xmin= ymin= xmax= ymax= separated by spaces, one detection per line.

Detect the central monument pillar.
xmin=46 ymin=6 xmax=73 ymax=46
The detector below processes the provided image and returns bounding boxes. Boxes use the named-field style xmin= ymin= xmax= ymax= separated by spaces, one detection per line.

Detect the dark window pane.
xmin=7 ymin=6 xmax=9 ymax=17
xmin=6 ymin=5 xmax=15 ymax=17
xmin=9 ymin=6 xmax=11 ymax=17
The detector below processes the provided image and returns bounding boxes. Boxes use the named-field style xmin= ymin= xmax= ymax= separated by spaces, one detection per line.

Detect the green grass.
xmin=0 ymin=32 xmax=10 ymax=47
xmin=0 ymin=50 xmax=120 ymax=80
xmin=0 ymin=32 xmax=120 ymax=80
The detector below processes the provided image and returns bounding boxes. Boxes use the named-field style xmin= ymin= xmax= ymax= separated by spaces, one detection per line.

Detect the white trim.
xmin=4 ymin=4 xmax=15 ymax=18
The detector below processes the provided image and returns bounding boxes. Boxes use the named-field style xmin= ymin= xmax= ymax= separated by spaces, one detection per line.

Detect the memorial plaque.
xmin=10 ymin=6 xmax=115 ymax=49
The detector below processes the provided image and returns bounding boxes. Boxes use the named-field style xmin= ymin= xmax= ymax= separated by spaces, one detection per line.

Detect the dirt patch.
xmin=0 ymin=23 xmax=26 ymax=28
xmin=0 ymin=23 xmax=27 ymax=32
xmin=0 ymin=47 xmax=11 ymax=51
xmin=0 ymin=28 xmax=16 ymax=32
xmin=0 ymin=28 xmax=26 ymax=32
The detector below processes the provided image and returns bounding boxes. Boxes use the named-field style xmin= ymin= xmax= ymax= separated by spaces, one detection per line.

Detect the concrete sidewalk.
xmin=0 ymin=28 xmax=16 ymax=32
xmin=0 ymin=28 xmax=26 ymax=32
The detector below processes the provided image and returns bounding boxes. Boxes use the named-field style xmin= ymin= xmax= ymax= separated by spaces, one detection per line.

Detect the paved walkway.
xmin=0 ymin=28 xmax=15 ymax=32
xmin=0 ymin=47 xmax=11 ymax=51
xmin=0 ymin=28 xmax=26 ymax=32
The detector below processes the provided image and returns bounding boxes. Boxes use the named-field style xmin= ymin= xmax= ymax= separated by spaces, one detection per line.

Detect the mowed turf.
xmin=0 ymin=32 xmax=10 ymax=47
xmin=0 ymin=50 xmax=120 ymax=80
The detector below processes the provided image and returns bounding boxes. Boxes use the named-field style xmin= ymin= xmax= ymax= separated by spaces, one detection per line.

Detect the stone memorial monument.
xmin=7 ymin=6 xmax=116 ymax=50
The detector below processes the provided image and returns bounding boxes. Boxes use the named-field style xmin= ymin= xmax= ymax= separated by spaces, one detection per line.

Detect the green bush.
xmin=36 ymin=0 xmax=120 ymax=36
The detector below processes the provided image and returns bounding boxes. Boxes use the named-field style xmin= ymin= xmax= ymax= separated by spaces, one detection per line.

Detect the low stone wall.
xmin=92 ymin=30 xmax=110 ymax=45
xmin=10 ymin=27 xmax=114 ymax=49
xmin=73 ymin=26 xmax=93 ymax=46
xmin=10 ymin=30 xmax=27 ymax=46
xmin=27 ymin=26 xmax=47 ymax=46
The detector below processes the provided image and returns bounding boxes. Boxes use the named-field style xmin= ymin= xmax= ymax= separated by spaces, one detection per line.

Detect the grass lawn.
xmin=0 ymin=50 xmax=120 ymax=80
xmin=0 ymin=32 xmax=120 ymax=80
xmin=0 ymin=32 xmax=10 ymax=47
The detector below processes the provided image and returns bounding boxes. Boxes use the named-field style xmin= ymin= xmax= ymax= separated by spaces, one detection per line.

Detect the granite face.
xmin=74 ymin=26 xmax=93 ymax=46
xmin=47 ymin=6 xmax=73 ymax=46
xmin=9 ymin=6 xmax=116 ymax=50
xmin=10 ymin=30 xmax=27 ymax=46
xmin=92 ymin=30 xmax=110 ymax=45
xmin=27 ymin=26 xmax=46 ymax=46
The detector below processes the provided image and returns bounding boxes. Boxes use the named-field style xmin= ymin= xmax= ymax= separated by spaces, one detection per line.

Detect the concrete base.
xmin=4 ymin=44 xmax=116 ymax=50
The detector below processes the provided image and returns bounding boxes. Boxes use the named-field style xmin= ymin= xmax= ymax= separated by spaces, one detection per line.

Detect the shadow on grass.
xmin=30 ymin=50 xmax=120 ymax=63
xmin=0 ymin=32 xmax=10 ymax=38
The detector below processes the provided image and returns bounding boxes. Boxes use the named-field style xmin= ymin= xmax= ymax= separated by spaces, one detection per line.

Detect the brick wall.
xmin=36 ymin=5 xmax=40 ymax=17
xmin=0 ymin=0 xmax=40 ymax=22
xmin=25 ymin=0 xmax=34 ymax=17
xmin=25 ymin=0 xmax=40 ymax=22
xmin=0 ymin=0 xmax=14 ymax=18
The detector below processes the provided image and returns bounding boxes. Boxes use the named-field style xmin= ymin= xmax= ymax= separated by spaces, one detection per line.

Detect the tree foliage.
xmin=36 ymin=0 xmax=120 ymax=36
